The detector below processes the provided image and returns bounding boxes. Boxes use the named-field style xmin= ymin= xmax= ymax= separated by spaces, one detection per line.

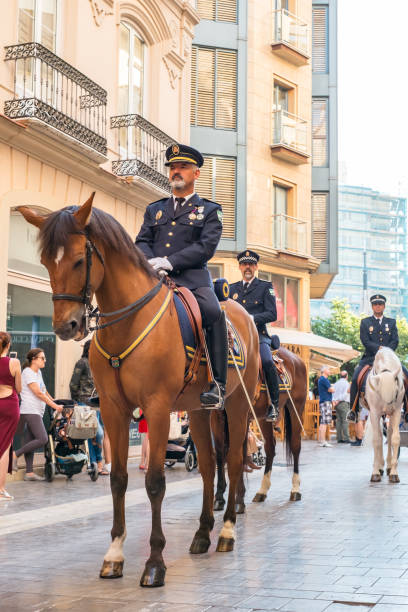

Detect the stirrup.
xmin=265 ymin=403 xmax=279 ymax=423
xmin=200 ymin=382 xmax=225 ymax=411
xmin=346 ymin=410 xmax=357 ymax=423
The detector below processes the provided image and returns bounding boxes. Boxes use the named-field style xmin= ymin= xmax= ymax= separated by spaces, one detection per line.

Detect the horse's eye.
xmin=73 ymin=258 xmax=84 ymax=270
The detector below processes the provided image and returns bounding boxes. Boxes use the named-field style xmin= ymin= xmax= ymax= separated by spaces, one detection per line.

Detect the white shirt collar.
xmin=374 ymin=315 xmax=383 ymax=325
xmin=243 ymin=277 xmax=255 ymax=287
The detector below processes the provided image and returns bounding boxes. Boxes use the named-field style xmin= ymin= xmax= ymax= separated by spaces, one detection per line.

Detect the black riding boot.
xmin=200 ymin=311 xmax=228 ymax=410
xmin=264 ymin=361 xmax=280 ymax=422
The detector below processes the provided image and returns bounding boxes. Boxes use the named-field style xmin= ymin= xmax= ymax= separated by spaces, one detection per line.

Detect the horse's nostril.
xmin=70 ymin=320 xmax=78 ymax=330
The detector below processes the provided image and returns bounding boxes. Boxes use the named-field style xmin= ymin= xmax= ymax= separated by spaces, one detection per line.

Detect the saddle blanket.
xmin=260 ymin=354 xmax=292 ymax=393
xmin=174 ymin=294 xmax=245 ymax=369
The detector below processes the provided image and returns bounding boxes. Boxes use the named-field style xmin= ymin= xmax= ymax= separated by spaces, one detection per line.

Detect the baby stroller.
xmin=165 ymin=421 xmax=197 ymax=472
xmin=43 ymin=399 xmax=99 ymax=482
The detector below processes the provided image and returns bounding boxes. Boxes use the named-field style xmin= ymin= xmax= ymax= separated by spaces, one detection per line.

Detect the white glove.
xmin=148 ymin=257 xmax=173 ymax=272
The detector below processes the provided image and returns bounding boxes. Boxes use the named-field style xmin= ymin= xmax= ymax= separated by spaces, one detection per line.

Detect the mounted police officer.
xmin=135 ymin=144 xmax=228 ymax=410
xmin=229 ymin=250 xmax=280 ymax=422
xmin=347 ymin=294 xmax=408 ymax=422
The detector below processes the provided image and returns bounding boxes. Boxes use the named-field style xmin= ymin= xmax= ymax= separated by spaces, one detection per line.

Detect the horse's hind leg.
xmin=371 ymin=413 xmax=384 ymax=482
xmin=388 ymin=409 xmax=401 ymax=483
xmin=212 ymin=412 xmax=227 ymax=511
xmin=253 ymin=419 xmax=275 ymax=503
xmin=288 ymin=406 xmax=302 ymax=502
xmin=100 ymin=403 xmax=131 ymax=579
xmin=140 ymin=407 xmax=171 ymax=587
xmin=189 ymin=410 xmax=215 ymax=554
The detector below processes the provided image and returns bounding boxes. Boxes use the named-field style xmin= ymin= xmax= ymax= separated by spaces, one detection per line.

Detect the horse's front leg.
xmin=253 ymin=414 xmax=275 ymax=503
xmin=388 ymin=408 xmax=401 ymax=483
xmin=99 ymin=400 xmax=131 ymax=579
xmin=370 ymin=412 xmax=384 ymax=482
xmin=189 ymin=409 xmax=215 ymax=554
xmin=140 ymin=405 xmax=171 ymax=587
xmin=212 ymin=412 xmax=227 ymax=512
xmin=289 ymin=405 xmax=302 ymax=501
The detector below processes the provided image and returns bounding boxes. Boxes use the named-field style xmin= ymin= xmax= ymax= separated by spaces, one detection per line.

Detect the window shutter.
xmin=196 ymin=156 xmax=236 ymax=240
xmin=191 ymin=47 xmax=215 ymax=127
xmin=312 ymin=193 xmax=328 ymax=261
xmin=312 ymin=7 xmax=328 ymax=73
xmin=191 ymin=47 xmax=197 ymax=125
xmin=217 ymin=0 xmax=237 ymax=22
xmin=312 ymin=98 xmax=328 ymax=167
xmin=197 ymin=0 xmax=216 ymax=20
xmin=216 ymin=50 xmax=237 ymax=129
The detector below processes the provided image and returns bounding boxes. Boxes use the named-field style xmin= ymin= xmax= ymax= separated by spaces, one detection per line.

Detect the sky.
xmin=338 ymin=0 xmax=408 ymax=197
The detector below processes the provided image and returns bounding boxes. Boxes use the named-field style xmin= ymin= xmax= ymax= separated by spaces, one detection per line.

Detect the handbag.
xmin=66 ymin=405 xmax=99 ymax=439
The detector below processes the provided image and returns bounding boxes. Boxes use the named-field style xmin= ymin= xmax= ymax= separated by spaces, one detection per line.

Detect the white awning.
xmin=269 ymin=327 xmax=360 ymax=369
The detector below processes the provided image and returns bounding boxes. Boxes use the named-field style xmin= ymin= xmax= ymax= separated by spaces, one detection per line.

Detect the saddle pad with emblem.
xmin=174 ymin=294 xmax=245 ymax=369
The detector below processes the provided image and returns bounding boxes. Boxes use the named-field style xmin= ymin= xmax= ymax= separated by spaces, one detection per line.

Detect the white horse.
xmin=364 ymin=347 xmax=404 ymax=483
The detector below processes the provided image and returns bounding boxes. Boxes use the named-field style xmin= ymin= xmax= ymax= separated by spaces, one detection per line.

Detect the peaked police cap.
xmin=165 ymin=144 xmax=204 ymax=167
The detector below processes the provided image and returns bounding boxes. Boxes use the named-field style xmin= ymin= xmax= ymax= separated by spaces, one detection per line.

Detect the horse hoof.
xmin=370 ymin=474 xmax=381 ymax=483
xmin=386 ymin=468 xmax=391 ymax=476
xmin=379 ymin=469 xmax=384 ymax=476
xmin=290 ymin=491 xmax=301 ymax=501
xmin=213 ymin=500 xmax=225 ymax=511
xmin=389 ymin=474 xmax=400 ymax=483
xmin=100 ymin=560 xmax=124 ymax=579
xmin=252 ymin=493 xmax=266 ymax=503
xmin=216 ymin=536 xmax=234 ymax=552
xmin=189 ymin=536 xmax=210 ymax=554
xmin=140 ymin=564 xmax=166 ymax=588
xmin=235 ymin=503 xmax=246 ymax=514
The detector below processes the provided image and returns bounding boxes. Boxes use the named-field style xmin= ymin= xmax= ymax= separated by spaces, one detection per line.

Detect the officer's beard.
xmin=170 ymin=177 xmax=186 ymax=191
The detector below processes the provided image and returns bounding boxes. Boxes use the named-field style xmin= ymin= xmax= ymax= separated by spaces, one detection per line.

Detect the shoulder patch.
xmin=217 ymin=210 xmax=223 ymax=222
xmin=269 ymin=288 xmax=275 ymax=296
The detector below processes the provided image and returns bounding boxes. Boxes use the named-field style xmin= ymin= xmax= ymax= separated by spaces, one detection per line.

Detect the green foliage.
xmin=311 ymin=299 xmax=408 ymax=375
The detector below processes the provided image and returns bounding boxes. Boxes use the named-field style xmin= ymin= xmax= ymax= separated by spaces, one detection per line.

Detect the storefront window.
xmin=258 ymin=271 xmax=299 ymax=329
xmin=7 ymin=284 xmax=55 ymax=395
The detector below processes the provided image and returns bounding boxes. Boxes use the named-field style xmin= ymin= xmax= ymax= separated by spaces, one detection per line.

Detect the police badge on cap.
xmin=165 ymin=144 xmax=204 ymax=167
xmin=237 ymin=249 xmax=260 ymax=264
xmin=370 ymin=294 xmax=386 ymax=305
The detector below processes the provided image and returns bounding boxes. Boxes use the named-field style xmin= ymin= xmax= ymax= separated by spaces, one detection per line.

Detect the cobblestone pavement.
xmin=1 ymin=439 xmax=408 ymax=611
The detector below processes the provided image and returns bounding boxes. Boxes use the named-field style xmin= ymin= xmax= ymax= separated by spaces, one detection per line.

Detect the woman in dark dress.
xmin=0 ymin=332 xmax=21 ymax=501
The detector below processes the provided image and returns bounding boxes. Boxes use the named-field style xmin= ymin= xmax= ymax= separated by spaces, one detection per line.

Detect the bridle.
xmin=51 ymin=227 xmax=165 ymax=334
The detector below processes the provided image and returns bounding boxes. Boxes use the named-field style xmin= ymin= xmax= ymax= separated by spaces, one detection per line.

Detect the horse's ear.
xmin=17 ymin=206 xmax=45 ymax=229
xmin=74 ymin=192 xmax=95 ymax=228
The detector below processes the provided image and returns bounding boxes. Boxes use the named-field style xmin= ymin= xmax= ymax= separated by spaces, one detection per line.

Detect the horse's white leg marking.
xmin=219 ymin=520 xmax=235 ymax=540
xmin=104 ymin=530 xmax=127 ymax=562
xmin=55 ymin=247 xmax=64 ymax=265
xmin=389 ymin=409 xmax=401 ymax=476
xmin=257 ymin=470 xmax=272 ymax=496
xmin=386 ymin=420 xmax=392 ymax=471
xmin=291 ymin=473 xmax=300 ymax=494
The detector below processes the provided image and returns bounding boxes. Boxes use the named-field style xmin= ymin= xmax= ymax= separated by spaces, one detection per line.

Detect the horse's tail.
xmin=362 ymin=414 xmax=373 ymax=447
xmin=284 ymin=404 xmax=293 ymax=466
xmin=222 ymin=410 xmax=230 ymax=455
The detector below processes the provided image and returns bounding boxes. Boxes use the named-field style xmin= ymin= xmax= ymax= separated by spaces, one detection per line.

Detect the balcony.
xmin=271 ymin=110 xmax=309 ymax=164
xmin=271 ymin=9 xmax=310 ymax=66
xmin=272 ymin=214 xmax=308 ymax=256
xmin=4 ymin=42 xmax=107 ymax=161
xmin=110 ymin=114 xmax=174 ymax=193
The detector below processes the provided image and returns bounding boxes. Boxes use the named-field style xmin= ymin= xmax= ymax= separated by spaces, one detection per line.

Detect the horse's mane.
xmin=39 ymin=205 xmax=158 ymax=280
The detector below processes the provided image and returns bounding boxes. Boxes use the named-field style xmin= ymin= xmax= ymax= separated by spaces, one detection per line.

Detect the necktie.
xmin=243 ymin=282 xmax=249 ymax=292
xmin=174 ymin=197 xmax=185 ymax=213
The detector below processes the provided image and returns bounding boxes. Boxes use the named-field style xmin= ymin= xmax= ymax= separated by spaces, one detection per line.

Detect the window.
xmin=196 ymin=156 xmax=236 ymax=239
xmin=273 ymin=83 xmax=289 ymax=112
xmin=8 ymin=213 xmax=48 ymax=279
xmin=312 ymin=5 xmax=328 ymax=73
xmin=18 ymin=0 xmax=58 ymax=51
xmin=118 ymin=22 xmax=145 ymax=115
xmin=258 ymin=272 xmax=299 ymax=329
xmin=191 ymin=46 xmax=237 ymax=129
xmin=311 ymin=192 xmax=328 ymax=262
xmin=208 ymin=264 xmax=224 ymax=279
xmin=312 ymin=98 xmax=328 ymax=167
xmin=196 ymin=0 xmax=237 ymax=23
xmin=273 ymin=184 xmax=289 ymax=249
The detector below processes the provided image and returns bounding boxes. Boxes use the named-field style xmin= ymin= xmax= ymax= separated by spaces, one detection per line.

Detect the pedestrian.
xmin=69 ymin=340 xmax=109 ymax=475
xmin=317 ymin=365 xmax=334 ymax=447
xmin=332 ymin=370 xmax=351 ymax=444
xmin=138 ymin=413 xmax=149 ymax=471
xmin=0 ymin=332 xmax=22 ymax=501
xmin=350 ymin=402 xmax=369 ymax=446
xmin=13 ymin=348 xmax=62 ymax=481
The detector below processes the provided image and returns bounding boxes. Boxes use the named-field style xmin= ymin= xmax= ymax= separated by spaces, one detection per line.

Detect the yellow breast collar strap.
xmin=93 ymin=289 xmax=172 ymax=368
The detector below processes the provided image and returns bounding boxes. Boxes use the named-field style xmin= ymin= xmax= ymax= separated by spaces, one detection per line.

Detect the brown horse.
xmin=18 ymin=194 xmax=259 ymax=588
xmin=213 ymin=347 xmax=307 ymax=512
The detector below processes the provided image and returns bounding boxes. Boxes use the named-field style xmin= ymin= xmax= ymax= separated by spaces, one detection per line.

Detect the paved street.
xmin=1 ymin=439 xmax=408 ymax=611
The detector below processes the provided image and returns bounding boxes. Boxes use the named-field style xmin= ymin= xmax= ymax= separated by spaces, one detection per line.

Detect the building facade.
xmin=311 ymin=185 xmax=408 ymax=320
xmin=0 ymin=0 xmax=198 ymax=397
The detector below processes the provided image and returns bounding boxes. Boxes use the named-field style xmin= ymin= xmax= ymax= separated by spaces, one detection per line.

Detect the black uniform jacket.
xmin=135 ymin=194 xmax=223 ymax=290
xmin=360 ymin=315 xmax=399 ymax=365
xmin=229 ymin=277 xmax=277 ymax=343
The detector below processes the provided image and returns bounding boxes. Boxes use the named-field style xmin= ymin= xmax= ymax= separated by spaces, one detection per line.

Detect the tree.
xmin=312 ymin=299 xmax=408 ymax=375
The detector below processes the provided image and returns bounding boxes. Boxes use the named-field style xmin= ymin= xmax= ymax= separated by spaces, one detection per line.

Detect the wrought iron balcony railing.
xmin=4 ymin=42 xmax=107 ymax=156
xmin=110 ymin=114 xmax=175 ymax=192
xmin=272 ymin=110 xmax=309 ymax=156
xmin=272 ymin=9 xmax=310 ymax=57
xmin=272 ymin=214 xmax=308 ymax=256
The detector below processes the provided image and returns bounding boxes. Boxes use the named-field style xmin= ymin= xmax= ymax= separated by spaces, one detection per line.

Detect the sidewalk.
xmin=1 ymin=439 xmax=408 ymax=611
